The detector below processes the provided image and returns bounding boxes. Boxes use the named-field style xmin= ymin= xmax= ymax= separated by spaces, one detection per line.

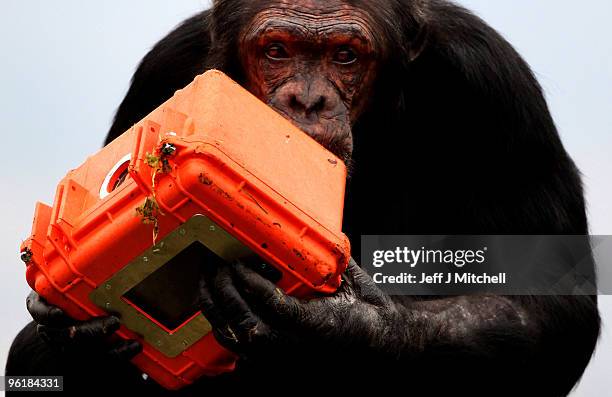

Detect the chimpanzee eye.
xmin=333 ymin=46 xmax=358 ymax=65
xmin=265 ymin=43 xmax=289 ymax=60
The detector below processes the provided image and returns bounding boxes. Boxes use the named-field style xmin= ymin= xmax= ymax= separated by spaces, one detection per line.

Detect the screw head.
xmin=161 ymin=143 xmax=177 ymax=156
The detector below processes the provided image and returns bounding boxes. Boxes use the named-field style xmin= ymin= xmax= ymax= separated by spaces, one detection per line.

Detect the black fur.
xmin=9 ymin=1 xmax=599 ymax=395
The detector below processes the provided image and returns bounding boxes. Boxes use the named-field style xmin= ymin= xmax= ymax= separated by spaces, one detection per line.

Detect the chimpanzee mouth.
xmin=297 ymin=123 xmax=354 ymax=165
xmin=271 ymin=106 xmax=354 ymax=165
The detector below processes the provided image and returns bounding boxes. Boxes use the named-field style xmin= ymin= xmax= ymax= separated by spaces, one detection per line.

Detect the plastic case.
xmin=20 ymin=70 xmax=351 ymax=389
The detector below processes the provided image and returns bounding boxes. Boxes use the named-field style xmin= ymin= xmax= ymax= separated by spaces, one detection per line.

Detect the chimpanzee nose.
xmin=272 ymin=77 xmax=339 ymax=122
xmin=289 ymin=92 xmax=326 ymax=116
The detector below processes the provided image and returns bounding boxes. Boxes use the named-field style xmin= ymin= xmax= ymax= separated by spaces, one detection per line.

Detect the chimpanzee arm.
xmin=392 ymin=294 xmax=599 ymax=394
xmin=198 ymin=260 xmax=599 ymax=396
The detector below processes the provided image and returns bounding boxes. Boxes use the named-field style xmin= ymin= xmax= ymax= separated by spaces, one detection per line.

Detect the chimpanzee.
xmin=6 ymin=1 xmax=600 ymax=396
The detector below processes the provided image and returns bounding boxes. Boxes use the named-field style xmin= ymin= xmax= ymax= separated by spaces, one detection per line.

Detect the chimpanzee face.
xmin=239 ymin=0 xmax=379 ymax=163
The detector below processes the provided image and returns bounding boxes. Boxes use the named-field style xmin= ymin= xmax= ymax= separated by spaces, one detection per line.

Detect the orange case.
xmin=20 ymin=70 xmax=351 ymax=389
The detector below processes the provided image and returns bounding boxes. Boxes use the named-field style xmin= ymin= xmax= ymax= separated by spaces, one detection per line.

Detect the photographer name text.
xmin=372 ymin=272 xmax=507 ymax=285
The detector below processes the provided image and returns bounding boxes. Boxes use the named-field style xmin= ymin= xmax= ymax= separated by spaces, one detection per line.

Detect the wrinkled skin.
xmin=199 ymin=260 xmax=405 ymax=359
xmin=198 ymin=260 xmax=530 ymax=364
xmin=239 ymin=1 xmax=379 ymax=163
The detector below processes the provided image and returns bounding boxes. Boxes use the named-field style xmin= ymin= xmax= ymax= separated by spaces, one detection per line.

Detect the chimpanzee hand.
xmin=199 ymin=259 xmax=410 ymax=364
xmin=26 ymin=290 xmax=142 ymax=360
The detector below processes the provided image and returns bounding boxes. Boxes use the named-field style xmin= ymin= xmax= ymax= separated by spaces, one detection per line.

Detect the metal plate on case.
xmin=90 ymin=214 xmax=254 ymax=357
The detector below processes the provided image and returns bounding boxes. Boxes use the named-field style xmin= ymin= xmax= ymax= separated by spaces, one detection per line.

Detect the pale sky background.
xmin=0 ymin=1 xmax=610 ymax=395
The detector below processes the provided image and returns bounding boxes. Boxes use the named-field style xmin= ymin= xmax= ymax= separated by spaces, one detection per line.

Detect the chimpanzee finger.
xmin=210 ymin=317 xmax=279 ymax=356
xmin=198 ymin=275 xmax=228 ymax=331
xmin=210 ymin=264 xmax=273 ymax=351
xmin=36 ymin=316 xmax=120 ymax=348
xmin=199 ymin=269 xmax=243 ymax=351
xmin=26 ymin=291 xmax=68 ymax=327
xmin=231 ymin=262 xmax=305 ymax=323
xmin=69 ymin=316 xmax=121 ymax=343
xmin=36 ymin=323 xmax=69 ymax=345
xmin=107 ymin=339 xmax=142 ymax=360
xmin=340 ymin=259 xmax=389 ymax=307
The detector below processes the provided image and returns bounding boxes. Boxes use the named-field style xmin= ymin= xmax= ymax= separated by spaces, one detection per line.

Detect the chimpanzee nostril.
xmin=289 ymin=95 xmax=301 ymax=112
xmin=289 ymin=93 xmax=327 ymax=116
xmin=274 ymin=77 xmax=339 ymax=121
xmin=309 ymin=96 xmax=326 ymax=114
